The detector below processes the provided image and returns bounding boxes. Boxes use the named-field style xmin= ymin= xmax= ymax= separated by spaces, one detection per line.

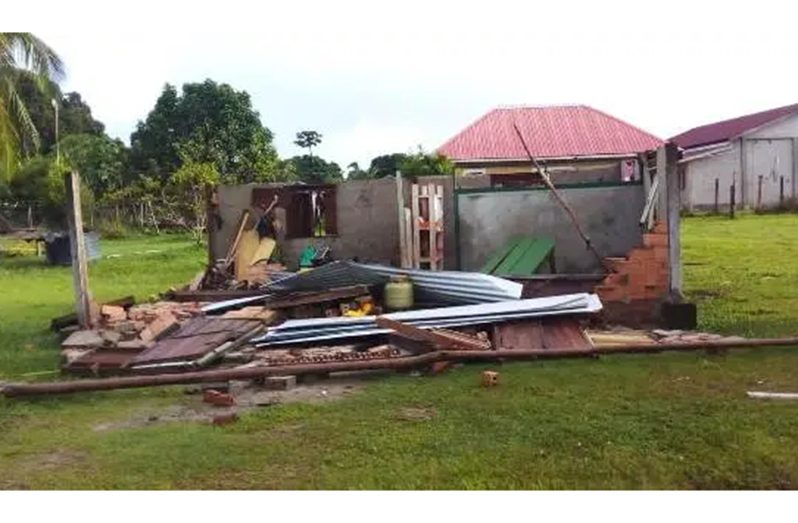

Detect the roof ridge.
xmin=674 ymin=102 xmax=798 ymax=137
xmin=585 ymin=105 xmax=664 ymax=143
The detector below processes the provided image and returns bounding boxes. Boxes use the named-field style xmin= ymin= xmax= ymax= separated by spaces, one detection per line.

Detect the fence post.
xmin=714 ymin=178 xmax=719 ymax=214
xmin=757 ymin=175 xmax=763 ymax=210
xmin=27 ymin=204 xmax=33 ymax=228
xmin=730 ymin=183 xmax=736 ymax=219
xmin=64 ymin=171 xmax=94 ymax=328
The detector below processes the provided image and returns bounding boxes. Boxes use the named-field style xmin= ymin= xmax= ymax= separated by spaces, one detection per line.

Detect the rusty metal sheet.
xmin=492 ymin=317 xmax=592 ymax=351
xmin=131 ymin=318 xmax=261 ymax=365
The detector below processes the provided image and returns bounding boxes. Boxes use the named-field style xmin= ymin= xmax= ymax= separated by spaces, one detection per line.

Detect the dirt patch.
xmin=92 ymin=376 xmax=365 ymax=432
xmin=396 ymin=406 xmax=437 ymax=422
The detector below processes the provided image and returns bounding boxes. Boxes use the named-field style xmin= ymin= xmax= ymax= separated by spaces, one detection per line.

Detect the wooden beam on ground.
xmin=375 ymin=316 xmax=491 ymax=350
xmin=5 ymin=336 xmax=798 ymax=397
xmin=64 ymin=171 xmax=94 ymax=328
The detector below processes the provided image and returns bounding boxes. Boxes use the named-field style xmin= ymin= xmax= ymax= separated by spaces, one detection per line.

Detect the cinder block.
xmin=262 ymin=375 xmax=297 ymax=390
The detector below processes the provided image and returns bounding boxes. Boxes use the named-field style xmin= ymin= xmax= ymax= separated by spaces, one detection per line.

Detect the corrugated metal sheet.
xmin=354 ymin=263 xmax=523 ymax=304
xmin=254 ymin=293 xmax=602 ymax=346
xmin=202 ymin=262 xmax=523 ymax=314
xmin=671 ymin=103 xmax=798 ymax=150
xmin=437 ymin=105 xmax=663 ymax=161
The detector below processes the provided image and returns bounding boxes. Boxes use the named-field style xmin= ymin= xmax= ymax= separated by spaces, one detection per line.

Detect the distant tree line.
xmin=0 ymin=33 xmax=452 ymax=235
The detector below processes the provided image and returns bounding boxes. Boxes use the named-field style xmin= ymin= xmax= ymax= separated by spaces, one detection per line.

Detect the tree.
xmin=294 ymin=130 xmax=322 ymax=157
xmin=130 ymin=79 xmax=281 ymax=184
xmin=60 ymin=133 xmax=128 ymax=198
xmin=399 ymin=147 xmax=454 ymax=177
xmin=0 ymin=33 xmax=64 ymax=179
xmin=289 ymin=155 xmax=343 ymax=184
xmin=13 ymin=76 xmax=105 ymax=156
xmin=346 ymin=161 xmax=370 ymax=180
xmin=367 ymin=153 xmax=408 ymax=178
xmin=169 ymin=160 xmax=220 ymax=243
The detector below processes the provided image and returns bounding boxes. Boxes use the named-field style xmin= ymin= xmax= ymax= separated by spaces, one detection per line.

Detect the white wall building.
xmin=672 ymin=104 xmax=798 ymax=211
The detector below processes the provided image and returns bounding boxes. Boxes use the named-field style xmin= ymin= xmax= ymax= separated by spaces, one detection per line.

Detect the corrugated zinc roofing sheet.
xmin=670 ymin=103 xmax=798 ymax=150
xmin=437 ymin=105 xmax=663 ymax=161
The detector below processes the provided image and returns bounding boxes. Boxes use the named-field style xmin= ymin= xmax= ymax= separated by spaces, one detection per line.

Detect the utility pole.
xmin=51 ymin=98 xmax=60 ymax=167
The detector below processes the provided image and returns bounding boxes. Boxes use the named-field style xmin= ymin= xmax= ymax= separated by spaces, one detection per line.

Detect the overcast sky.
xmin=13 ymin=0 xmax=798 ymax=168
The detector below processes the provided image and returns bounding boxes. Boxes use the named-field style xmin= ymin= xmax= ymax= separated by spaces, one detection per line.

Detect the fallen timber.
xmin=4 ymin=336 xmax=798 ymax=397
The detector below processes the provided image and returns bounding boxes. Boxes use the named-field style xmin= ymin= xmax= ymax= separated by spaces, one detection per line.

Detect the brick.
xmin=604 ymin=257 xmax=629 ymax=272
xmin=203 ymin=389 xmax=236 ymax=407
xmin=101 ymin=305 xmax=127 ymax=323
xmin=481 ymin=371 xmax=500 ymax=387
xmin=652 ymin=221 xmax=668 ymax=234
xmin=429 ymin=361 xmax=452 ymax=375
xmin=643 ymin=233 xmax=669 ymax=248
xmin=594 ymin=285 xmax=627 ymax=302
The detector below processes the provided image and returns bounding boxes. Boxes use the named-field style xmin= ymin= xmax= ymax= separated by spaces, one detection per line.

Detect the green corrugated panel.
xmin=482 ymin=236 xmax=554 ymax=276
xmin=480 ymin=237 xmax=524 ymax=274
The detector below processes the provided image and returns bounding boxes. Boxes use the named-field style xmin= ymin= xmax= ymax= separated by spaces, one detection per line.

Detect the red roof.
xmin=671 ymin=103 xmax=798 ymax=150
xmin=437 ymin=105 xmax=663 ymax=162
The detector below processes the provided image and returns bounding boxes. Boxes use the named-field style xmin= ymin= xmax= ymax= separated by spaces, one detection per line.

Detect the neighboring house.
xmin=437 ymin=105 xmax=663 ymax=187
xmin=671 ymin=103 xmax=798 ymax=211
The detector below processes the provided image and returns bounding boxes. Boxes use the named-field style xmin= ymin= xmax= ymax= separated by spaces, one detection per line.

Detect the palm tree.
xmin=0 ymin=33 xmax=64 ymax=178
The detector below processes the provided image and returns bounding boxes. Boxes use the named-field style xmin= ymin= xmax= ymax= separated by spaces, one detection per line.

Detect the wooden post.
xmin=730 ymin=183 xmax=736 ymax=219
xmin=663 ymin=143 xmax=682 ymax=299
xmin=757 ymin=175 xmax=763 ymax=210
xmin=396 ymin=171 xmax=409 ymax=268
xmin=713 ymin=178 xmax=719 ymax=214
xmin=64 ymin=171 xmax=93 ymax=329
xmin=411 ymin=184 xmax=421 ymax=269
xmin=27 ymin=204 xmax=33 ymax=228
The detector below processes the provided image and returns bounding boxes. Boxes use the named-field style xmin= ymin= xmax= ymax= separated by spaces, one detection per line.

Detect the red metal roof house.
xmin=438 ymin=105 xmax=663 ymax=186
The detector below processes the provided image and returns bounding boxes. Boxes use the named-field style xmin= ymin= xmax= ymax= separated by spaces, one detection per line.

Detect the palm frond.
xmin=5 ymin=77 xmax=40 ymax=153
xmin=0 ymin=32 xmax=64 ymax=81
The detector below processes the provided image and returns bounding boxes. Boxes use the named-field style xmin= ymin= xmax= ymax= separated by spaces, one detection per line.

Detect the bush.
xmin=97 ymin=219 xmax=129 ymax=239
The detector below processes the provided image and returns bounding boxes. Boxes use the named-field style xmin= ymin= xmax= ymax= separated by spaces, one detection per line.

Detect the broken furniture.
xmin=481 ymin=236 xmax=556 ymax=276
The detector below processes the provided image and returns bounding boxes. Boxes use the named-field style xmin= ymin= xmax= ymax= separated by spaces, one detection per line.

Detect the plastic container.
xmin=384 ymin=275 xmax=414 ymax=311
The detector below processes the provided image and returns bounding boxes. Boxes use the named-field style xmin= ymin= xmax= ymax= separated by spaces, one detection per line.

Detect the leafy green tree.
xmin=170 ymin=160 xmax=220 ymax=243
xmin=130 ymin=79 xmax=281 ymax=183
xmin=367 ymin=153 xmax=408 ymax=178
xmin=60 ymin=133 xmax=128 ymax=197
xmin=294 ymin=130 xmax=322 ymax=157
xmin=9 ymin=155 xmax=92 ymax=227
xmin=346 ymin=161 xmax=370 ymax=180
xmin=0 ymin=33 xmax=64 ymax=179
xmin=289 ymin=155 xmax=343 ymax=184
xmin=399 ymin=147 xmax=454 ymax=177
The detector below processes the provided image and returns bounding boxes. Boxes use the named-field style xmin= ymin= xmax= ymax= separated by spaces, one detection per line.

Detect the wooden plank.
xmin=224 ymin=209 xmax=250 ymax=266
xmin=64 ymin=171 xmax=93 ymax=328
xmin=403 ymin=207 xmax=413 ymax=268
xmin=664 ymin=143 xmax=682 ymax=298
xmin=396 ymin=172 xmax=409 ymax=268
xmin=411 ymin=184 xmax=421 ymax=269
xmin=428 ymin=185 xmax=438 ymax=270
xmin=375 ymin=316 xmax=490 ymax=351
xmin=434 ymin=184 xmax=444 ymax=269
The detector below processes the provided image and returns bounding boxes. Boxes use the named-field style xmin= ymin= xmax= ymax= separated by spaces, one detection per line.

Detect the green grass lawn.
xmin=1 ymin=215 xmax=798 ymax=489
